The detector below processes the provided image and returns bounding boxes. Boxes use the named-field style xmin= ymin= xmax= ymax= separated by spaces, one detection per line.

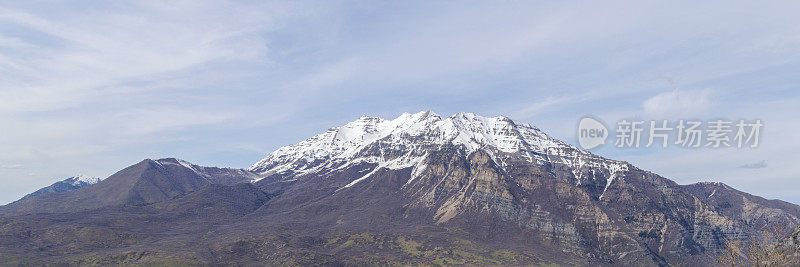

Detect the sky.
xmin=1 ymin=1 xmax=799 ymax=205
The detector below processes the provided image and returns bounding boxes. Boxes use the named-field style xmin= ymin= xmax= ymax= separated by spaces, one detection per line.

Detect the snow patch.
xmin=599 ymin=163 xmax=629 ymax=199
xmin=67 ymin=175 xmax=101 ymax=186
xmin=340 ymin=151 xmax=428 ymax=190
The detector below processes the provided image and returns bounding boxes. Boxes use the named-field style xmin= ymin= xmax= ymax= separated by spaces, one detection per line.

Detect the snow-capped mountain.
xmin=249 ymin=111 xmax=627 ymax=194
xmin=240 ymin=111 xmax=800 ymax=265
xmin=4 ymin=111 xmax=800 ymax=266
xmin=249 ymin=111 xmax=566 ymax=173
xmin=14 ymin=175 xmax=101 ymax=203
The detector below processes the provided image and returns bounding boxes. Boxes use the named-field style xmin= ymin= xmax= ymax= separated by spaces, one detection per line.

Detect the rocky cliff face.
xmin=0 ymin=111 xmax=797 ymax=266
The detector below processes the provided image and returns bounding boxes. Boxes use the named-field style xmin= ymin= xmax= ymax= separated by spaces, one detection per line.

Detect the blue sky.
xmin=1 ymin=1 xmax=799 ymax=205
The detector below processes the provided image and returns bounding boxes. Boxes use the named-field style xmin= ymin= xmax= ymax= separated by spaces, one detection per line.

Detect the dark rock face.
xmin=0 ymin=112 xmax=798 ymax=265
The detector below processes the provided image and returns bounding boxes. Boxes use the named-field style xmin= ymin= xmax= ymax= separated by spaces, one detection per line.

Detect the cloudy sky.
xmin=1 ymin=1 xmax=799 ymax=205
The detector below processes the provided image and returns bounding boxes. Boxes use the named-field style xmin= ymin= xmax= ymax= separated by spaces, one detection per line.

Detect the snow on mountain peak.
xmin=66 ymin=175 xmax=101 ymax=186
xmin=248 ymin=111 xmax=592 ymax=177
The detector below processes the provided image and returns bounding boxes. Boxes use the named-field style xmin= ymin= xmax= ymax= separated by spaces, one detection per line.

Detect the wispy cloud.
xmin=0 ymin=2 xmax=278 ymax=113
xmin=0 ymin=1 xmax=304 ymax=160
xmin=643 ymin=89 xmax=715 ymax=118
xmin=0 ymin=164 xmax=24 ymax=169
xmin=739 ymin=160 xmax=768 ymax=169
xmin=509 ymin=93 xmax=597 ymax=119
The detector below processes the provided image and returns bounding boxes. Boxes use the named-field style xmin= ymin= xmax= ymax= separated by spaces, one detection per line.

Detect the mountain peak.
xmin=248 ymin=111 xmax=616 ymax=183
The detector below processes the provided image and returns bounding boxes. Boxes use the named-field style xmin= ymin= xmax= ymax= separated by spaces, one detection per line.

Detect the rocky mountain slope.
xmin=0 ymin=111 xmax=796 ymax=266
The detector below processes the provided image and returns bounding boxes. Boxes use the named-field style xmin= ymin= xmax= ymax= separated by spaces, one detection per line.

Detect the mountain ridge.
xmin=248 ymin=111 xmax=629 ymax=197
xmin=0 ymin=111 xmax=797 ymax=266
xmin=0 ymin=158 xmax=257 ymax=216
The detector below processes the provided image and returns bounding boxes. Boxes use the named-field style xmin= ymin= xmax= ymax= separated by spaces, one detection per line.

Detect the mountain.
xmin=245 ymin=111 xmax=800 ymax=265
xmin=0 ymin=158 xmax=257 ymax=216
xmin=0 ymin=111 xmax=797 ymax=266
xmin=13 ymin=175 xmax=101 ymax=203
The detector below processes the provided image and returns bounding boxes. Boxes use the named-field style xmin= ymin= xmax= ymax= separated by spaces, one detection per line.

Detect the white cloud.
xmin=0 ymin=35 xmax=29 ymax=48
xmin=0 ymin=164 xmax=24 ymax=169
xmin=0 ymin=2 xmax=279 ymax=113
xmin=739 ymin=160 xmax=767 ymax=169
xmin=643 ymin=89 xmax=715 ymax=118
xmin=510 ymin=93 xmax=595 ymax=119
